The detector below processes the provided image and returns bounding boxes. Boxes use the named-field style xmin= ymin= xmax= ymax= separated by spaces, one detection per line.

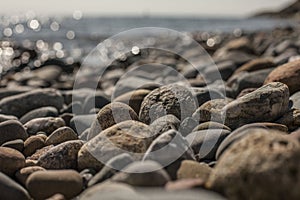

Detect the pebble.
xmin=222 ymin=82 xmax=289 ymax=129
xmin=88 ymin=153 xmax=134 ymax=187
xmin=15 ymin=166 xmax=46 ymax=186
xmin=82 ymin=92 xmax=110 ymax=114
xmin=149 ymin=114 xmax=181 ymax=137
xmin=206 ymin=130 xmax=300 ymax=200
xmin=78 ymin=120 xmax=153 ymax=171
xmin=234 ymin=57 xmax=275 ymax=74
xmin=143 ymin=129 xmax=195 ymax=178
xmin=111 ymin=161 xmax=171 ymax=187
xmin=113 ymin=89 xmax=151 ymax=115
xmin=0 ymin=114 xmax=18 ymax=123
xmin=0 ymin=120 xmax=28 ymax=146
xmin=45 ymin=126 xmax=78 ymax=145
xmin=26 ymin=170 xmax=83 ymax=200
xmin=139 ymin=84 xmax=198 ymax=124
xmin=20 ymin=106 xmax=58 ymax=124
xmin=23 ymin=134 xmax=46 ymax=157
xmin=0 ymin=172 xmax=31 ymax=200
xmin=0 ymin=147 xmax=25 ymax=176
xmin=178 ymin=117 xmax=198 ymax=136
xmin=177 ymin=160 xmax=212 ymax=181
xmin=69 ymin=114 xmax=95 ymax=134
xmin=276 ymin=108 xmax=300 ymax=131
xmin=265 ymin=59 xmax=300 ymax=94
xmin=1 ymin=139 xmax=24 ymax=152
xmin=192 ymin=121 xmax=231 ymax=132
xmin=88 ymin=102 xmax=139 ymax=139
xmin=0 ymin=89 xmax=64 ymax=118
xmin=37 ymin=140 xmax=83 ymax=169
xmin=186 ymin=129 xmax=230 ymax=161
xmin=24 ymin=117 xmax=65 ymax=135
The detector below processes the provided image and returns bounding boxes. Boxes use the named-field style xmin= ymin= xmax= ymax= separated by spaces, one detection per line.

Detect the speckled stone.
xmin=0 ymin=147 xmax=25 ymax=176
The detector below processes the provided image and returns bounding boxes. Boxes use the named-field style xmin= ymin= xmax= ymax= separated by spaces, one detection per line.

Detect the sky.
xmin=0 ymin=0 xmax=295 ymax=17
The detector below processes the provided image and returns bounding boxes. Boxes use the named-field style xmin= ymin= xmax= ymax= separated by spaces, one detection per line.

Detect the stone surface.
xmin=111 ymin=161 xmax=171 ymax=187
xmin=0 ymin=114 xmax=18 ymax=123
xmin=37 ymin=140 xmax=83 ymax=169
xmin=207 ymin=130 xmax=300 ymax=200
xmin=265 ymin=59 xmax=300 ymax=94
xmin=88 ymin=102 xmax=139 ymax=139
xmin=0 ymin=147 xmax=25 ymax=176
xmin=78 ymin=120 xmax=153 ymax=171
xmin=139 ymin=84 xmax=198 ymax=124
xmin=0 ymin=172 xmax=31 ymax=200
xmin=24 ymin=117 xmax=65 ymax=135
xmin=0 ymin=89 xmax=64 ymax=118
xmin=20 ymin=106 xmax=58 ymax=124
xmin=45 ymin=126 xmax=78 ymax=145
xmin=222 ymin=82 xmax=289 ymax=129
xmin=26 ymin=170 xmax=83 ymax=200
xmin=234 ymin=57 xmax=275 ymax=74
xmin=0 ymin=120 xmax=28 ymax=146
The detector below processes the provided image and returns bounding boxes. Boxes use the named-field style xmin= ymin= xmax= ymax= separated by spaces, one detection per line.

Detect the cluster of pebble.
xmin=1 ymin=27 xmax=300 ymax=200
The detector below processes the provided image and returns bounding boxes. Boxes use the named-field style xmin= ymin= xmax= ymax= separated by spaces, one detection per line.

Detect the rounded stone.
xmin=24 ymin=117 xmax=65 ymax=135
xmin=186 ymin=129 xmax=231 ymax=161
xmin=139 ymin=84 xmax=198 ymax=124
xmin=234 ymin=57 xmax=275 ymax=74
xmin=265 ymin=59 xmax=300 ymax=94
xmin=20 ymin=106 xmax=58 ymax=124
xmin=0 ymin=88 xmax=64 ymax=118
xmin=45 ymin=126 xmax=78 ymax=146
xmin=111 ymin=161 xmax=171 ymax=187
xmin=192 ymin=121 xmax=231 ymax=132
xmin=37 ymin=140 xmax=84 ymax=169
xmin=88 ymin=102 xmax=139 ymax=139
xmin=149 ymin=114 xmax=181 ymax=137
xmin=15 ymin=166 xmax=46 ymax=186
xmin=177 ymin=160 xmax=212 ymax=181
xmin=1 ymin=139 xmax=24 ymax=152
xmin=0 ymin=172 xmax=31 ymax=200
xmin=23 ymin=135 xmax=46 ymax=157
xmin=26 ymin=170 xmax=83 ymax=200
xmin=276 ymin=108 xmax=300 ymax=131
xmin=113 ymin=89 xmax=151 ymax=115
xmin=0 ymin=147 xmax=25 ymax=176
xmin=206 ymin=130 xmax=300 ymax=200
xmin=78 ymin=120 xmax=153 ymax=171
xmin=0 ymin=120 xmax=28 ymax=146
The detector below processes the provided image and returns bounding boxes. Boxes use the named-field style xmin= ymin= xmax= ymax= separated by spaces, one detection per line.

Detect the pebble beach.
xmin=0 ymin=7 xmax=300 ymax=200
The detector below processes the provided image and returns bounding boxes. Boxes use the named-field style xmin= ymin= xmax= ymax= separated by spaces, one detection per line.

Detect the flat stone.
xmin=0 ymin=147 xmax=25 ymax=176
xmin=0 ymin=120 xmax=28 ymax=145
xmin=26 ymin=170 xmax=83 ymax=200
xmin=1 ymin=139 xmax=24 ymax=152
xmin=20 ymin=106 xmax=58 ymax=124
xmin=0 ymin=172 xmax=31 ymax=200
xmin=45 ymin=126 xmax=78 ymax=146
xmin=24 ymin=117 xmax=65 ymax=135
xmin=276 ymin=108 xmax=300 ymax=131
xmin=192 ymin=121 xmax=231 ymax=132
xmin=234 ymin=57 xmax=275 ymax=74
xmin=149 ymin=114 xmax=181 ymax=137
xmin=37 ymin=140 xmax=83 ymax=169
xmin=0 ymin=114 xmax=18 ymax=123
xmin=222 ymin=82 xmax=289 ymax=129
xmin=0 ymin=89 xmax=64 ymax=118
